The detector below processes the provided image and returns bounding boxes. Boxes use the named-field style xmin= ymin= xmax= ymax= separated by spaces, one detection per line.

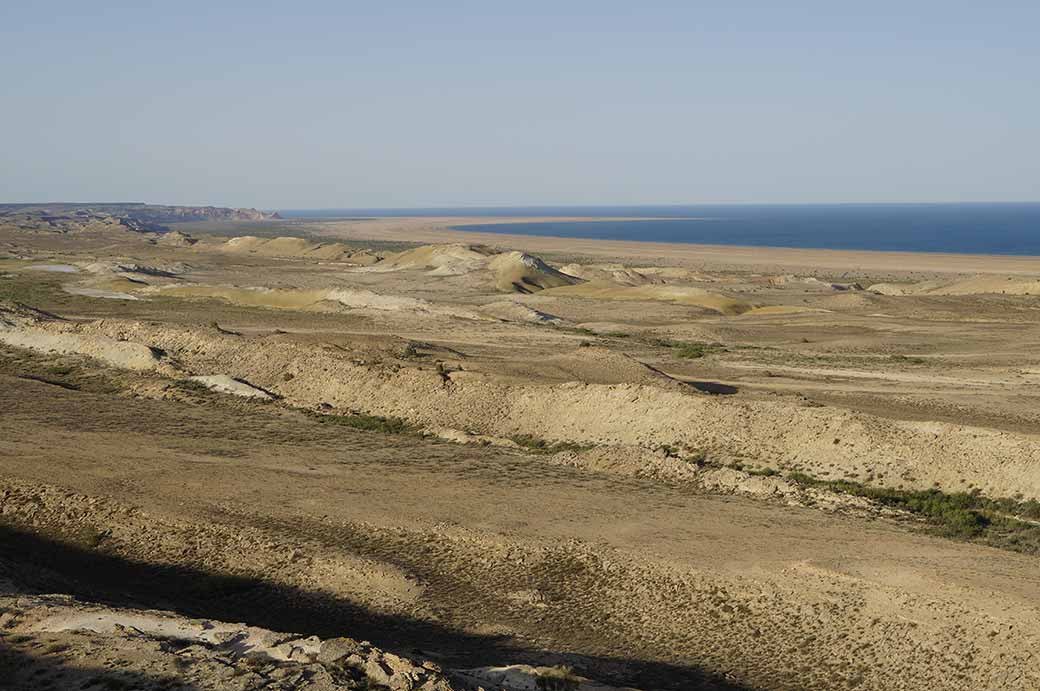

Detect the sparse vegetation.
xmin=309 ymin=410 xmax=415 ymax=434
xmin=72 ymin=525 xmax=111 ymax=549
xmin=400 ymin=342 xmax=425 ymax=359
xmin=889 ymin=354 xmax=927 ymax=365
xmin=535 ymin=666 xmax=581 ymax=691
xmin=509 ymin=434 xmax=591 ymax=455
xmin=648 ymin=337 xmax=726 ymax=359
xmin=0 ymin=348 xmax=123 ymax=395
xmin=747 ymin=466 xmax=780 ymax=477
xmin=786 ymin=471 xmax=1040 ymax=551
xmin=0 ymin=273 xmax=71 ymax=307
xmin=684 ymin=449 xmax=708 ymax=465
xmin=209 ymin=321 xmax=241 ymax=336
xmin=557 ymin=326 xmax=597 ymax=337
xmin=170 ymin=378 xmax=213 ymax=394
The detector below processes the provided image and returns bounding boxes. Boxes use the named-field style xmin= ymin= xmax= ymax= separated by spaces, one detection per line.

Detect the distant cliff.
xmin=0 ymin=203 xmax=281 ymax=225
xmin=117 ymin=204 xmax=282 ymax=223
xmin=0 ymin=202 xmax=279 ymax=238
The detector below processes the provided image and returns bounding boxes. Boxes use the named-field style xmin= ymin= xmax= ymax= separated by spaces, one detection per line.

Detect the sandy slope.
xmin=4 ymin=215 xmax=1040 ymax=690
xmin=1 ymin=376 xmax=1039 ymax=691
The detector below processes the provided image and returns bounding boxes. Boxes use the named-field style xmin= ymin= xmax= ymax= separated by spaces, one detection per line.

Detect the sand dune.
xmin=6 ymin=219 xmax=1040 ymax=690
xmin=540 ymin=346 xmax=687 ymax=387
xmin=155 ymin=284 xmax=486 ymax=319
xmin=769 ymin=275 xmax=863 ymax=291
xmin=155 ymin=229 xmax=197 ymax=246
xmin=870 ymin=275 xmax=1040 ymax=296
xmin=38 ymin=314 xmax=1040 ymax=500
xmin=372 ymin=243 xmax=497 ymax=274
xmin=0 ymin=327 xmax=160 ymax=370
xmin=479 ymin=300 xmax=564 ymax=324
xmin=542 ymin=281 xmax=753 ymax=315
xmin=219 ymin=235 xmax=377 ymax=263
xmin=557 ymin=263 xmax=724 ymax=287
xmin=557 ymin=263 xmax=662 ymax=286
xmin=359 ymin=243 xmax=582 ymax=293
xmin=486 ymin=251 xmax=582 ymax=292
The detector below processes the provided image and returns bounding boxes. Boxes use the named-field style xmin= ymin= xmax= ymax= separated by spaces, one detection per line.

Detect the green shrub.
xmin=536 ymin=667 xmax=581 ymax=691
xmin=310 ymin=410 xmax=414 ymax=434
xmin=649 ymin=338 xmax=726 ymax=359
xmin=747 ymin=467 xmax=780 ymax=477
xmin=509 ymin=434 xmax=590 ymax=455
xmin=785 ymin=471 xmax=1040 ymax=549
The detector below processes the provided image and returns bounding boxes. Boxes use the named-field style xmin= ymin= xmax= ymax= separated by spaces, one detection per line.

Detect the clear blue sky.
xmin=2 ymin=1 xmax=1038 ymax=208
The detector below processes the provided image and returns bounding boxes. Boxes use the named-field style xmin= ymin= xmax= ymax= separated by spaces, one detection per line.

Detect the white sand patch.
xmin=24 ymin=264 xmax=79 ymax=273
xmin=869 ymin=275 xmax=1040 ymax=296
xmin=188 ymin=374 xmax=272 ymax=399
xmin=558 ymin=263 xmax=660 ymax=286
xmin=542 ymin=281 xmax=753 ymax=315
xmin=155 ymin=284 xmax=486 ymax=319
xmin=63 ymin=286 xmax=140 ymax=300
xmin=480 ymin=300 xmax=564 ymax=324
xmin=0 ymin=329 xmax=159 ymax=370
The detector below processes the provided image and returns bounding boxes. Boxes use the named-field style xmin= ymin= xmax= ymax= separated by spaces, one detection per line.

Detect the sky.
xmin=2 ymin=1 xmax=1038 ymax=209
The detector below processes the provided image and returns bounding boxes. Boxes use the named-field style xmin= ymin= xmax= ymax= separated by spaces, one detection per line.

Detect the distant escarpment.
xmin=0 ymin=203 xmax=279 ymax=239
xmin=115 ymin=203 xmax=282 ymax=223
xmin=0 ymin=202 xmax=280 ymax=227
xmin=0 ymin=208 xmax=167 ymax=235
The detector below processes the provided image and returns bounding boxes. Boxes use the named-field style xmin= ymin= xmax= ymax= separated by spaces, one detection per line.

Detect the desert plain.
xmin=2 ymin=208 xmax=1040 ymax=691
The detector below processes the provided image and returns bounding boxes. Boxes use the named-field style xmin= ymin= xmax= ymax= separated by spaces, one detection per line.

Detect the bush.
xmin=510 ymin=434 xmax=590 ymax=455
xmin=785 ymin=471 xmax=1040 ymax=549
xmin=536 ymin=667 xmax=581 ymax=691
xmin=649 ymin=338 xmax=726 ymax=359
xmin=310 ymin=411 xmax=414 ymax=434
xmin=747 ymin=467 xmax=780 ymax=477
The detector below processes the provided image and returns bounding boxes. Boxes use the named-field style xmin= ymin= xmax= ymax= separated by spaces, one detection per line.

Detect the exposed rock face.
xmin=0 ymin=592 xmax=458 ymax=691
xmin=0 ymin=203 xmax=281 ymax=234
xmin=122 ymin=204 xmax=281 ymax=223
xmin=0 ymin=208 xmax=167 ymax=234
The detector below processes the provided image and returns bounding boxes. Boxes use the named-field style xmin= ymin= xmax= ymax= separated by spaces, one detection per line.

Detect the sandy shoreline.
xmin=309 ymin=216 xmax=1040 ymax=275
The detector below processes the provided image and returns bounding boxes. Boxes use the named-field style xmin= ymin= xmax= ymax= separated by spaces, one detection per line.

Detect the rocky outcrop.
xmin=122 ymin=204 xmax=281 ymax=223
xmin=0 ymin=208 xmax=167 ymax=234
xmin=0 ymin=203 xmax=281 ymax=233
xmin=1 ymin=592 xmax=456 ymax=691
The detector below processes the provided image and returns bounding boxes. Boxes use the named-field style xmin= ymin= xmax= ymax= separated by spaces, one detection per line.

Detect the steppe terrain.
xmin=2 ymin=208 xmax=1040 ymax=690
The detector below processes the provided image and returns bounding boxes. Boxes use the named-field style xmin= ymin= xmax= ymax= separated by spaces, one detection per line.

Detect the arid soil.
xmin=2 ymin=214 xmax=1040 ymax=690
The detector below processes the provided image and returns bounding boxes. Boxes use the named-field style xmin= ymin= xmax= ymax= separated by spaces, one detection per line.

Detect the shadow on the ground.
xmin=0 ymin=523 xmax=753 ymax=691
xmin=0 ymin=642 xmax=202 ymax=691
xmin=688 ymin=381 xmax=739 ymax=395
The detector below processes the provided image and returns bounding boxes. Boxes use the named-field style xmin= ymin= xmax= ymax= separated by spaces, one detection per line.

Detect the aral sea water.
xmin=281 ymin=203 xmax=1040 ymax=256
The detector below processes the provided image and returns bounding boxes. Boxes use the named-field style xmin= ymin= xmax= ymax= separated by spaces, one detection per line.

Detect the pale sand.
xmin=5 ymin=217 xmax=1040 ymax=690
xmin=310 ymin=216 xmax=1040 ymax=275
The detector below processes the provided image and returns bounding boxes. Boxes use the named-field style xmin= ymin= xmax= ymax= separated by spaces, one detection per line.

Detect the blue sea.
xmin=280 ymin=203 xmax=1040 ymax=256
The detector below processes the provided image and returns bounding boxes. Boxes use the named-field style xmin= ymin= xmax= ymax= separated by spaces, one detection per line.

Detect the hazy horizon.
xmin=3 ymin=1 xmax=1038 ymax=208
